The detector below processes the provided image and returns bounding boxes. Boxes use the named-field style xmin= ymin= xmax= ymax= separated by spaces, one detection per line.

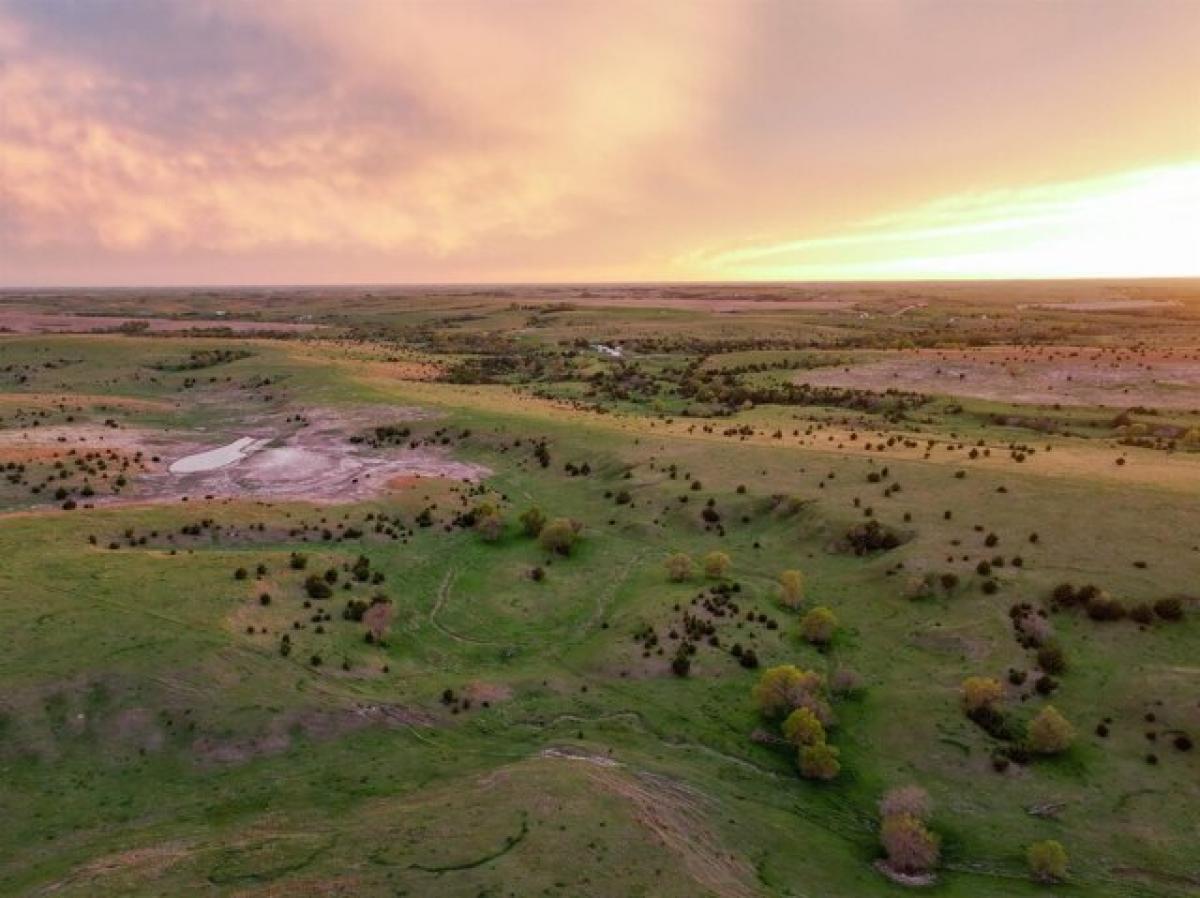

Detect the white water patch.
xmin=169 ymin=437 xmax=271 ymax=474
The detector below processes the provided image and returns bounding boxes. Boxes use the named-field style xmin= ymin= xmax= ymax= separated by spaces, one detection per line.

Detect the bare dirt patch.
xmin=797 ymin=346 xmax=1200 ymax=409
xmin=1020 ymin=299 xmax=1182 ymax=311
xmin=149 ymin=406 xmax=488 ymax=503
xmin=465 ymin=681 xmax=513 ymax=704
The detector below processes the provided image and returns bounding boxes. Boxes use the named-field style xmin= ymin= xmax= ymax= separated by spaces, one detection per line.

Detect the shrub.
xmin=961 ymin=676 xmax=1003 ymax=713
xmin=879 ymin=786 xmax=931 ymax=821
xmin=289 ymin=552 xmax=308 ymax=570
xmin=843 ymin=520 xmax=902 ymax=555
xmin=1036 ymin=642 xmax=1067 ymax=675
xmin=800 ymin=606 xmax=838 ymax=645
xmin=1016 ymin=612 xmax=1054 ymax=646
xmin=664 ymin=553 xmax=694 ymax=582
xmin=1086 ymin=593 xmax=1126 ymax=621
xmin=778 ymin=569 xmax=805 ymax=607
xmin=234 ymin=567 xmax=248 ymax=581
xmin=1154 ymin=597 xmax=1184 ymax=621
xmin=798 ymin=741 xmax=840 ymax=780
xmin=1050 ymin=582 xmax=1076 ymax=606
xmin=539 ymin=518 xmax=582 ymax=556
xmin=670 ymin=650 xmax=691 ymax=677
xmin=702 ymin=551 xmax=731 ymax=579
xmin=519 ymin=506 xmax=547 ymax=537
xmin=782 ymin=707 xmax=825 ymax=746
xmin=1027 ymin=840 xmax=1068 ymax=883
xmin=1028 ymin=705 xmax=1075 ymax=754
xmin=1129 ymin=602 xmax=1154 ymax=624
xmin=880 ymin=814 xmax=940 ymax=875
xmin=304 ymin=574 xmax=333 ymax=599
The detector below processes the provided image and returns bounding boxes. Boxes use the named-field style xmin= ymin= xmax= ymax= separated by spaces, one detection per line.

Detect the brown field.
xmin=796 ymin=345 xmax=1200 ymax=410
xmin=0 ymin=311 xmax=318 ymax=335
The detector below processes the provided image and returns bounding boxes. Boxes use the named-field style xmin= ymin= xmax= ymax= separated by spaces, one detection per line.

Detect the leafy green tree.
xmin=782 ymin=707 xmax=825 ymax=746
xmin=801 ymin=606 xmax=838 ymax=644
xmin=539 ymin=517 xmax=582 ymax=556
xmin=1027 ymin=840 xmax=1068 ymax=883
xmin=751 ymin=665 xmax=827 ymax=719
xmin=703 ymin=550 xmax=731 ymax=579
xmin=1027 ymin=705 xmax=1075 ymax=754
xmin=798 ymin=741 xmax=840 ymax=780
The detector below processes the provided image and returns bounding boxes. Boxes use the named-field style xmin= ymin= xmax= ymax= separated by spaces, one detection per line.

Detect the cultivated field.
xmin=0 ymin=280 xmax=1198 ymax=897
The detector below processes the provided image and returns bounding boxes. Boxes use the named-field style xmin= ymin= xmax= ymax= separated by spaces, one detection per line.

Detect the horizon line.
xmin=3 ymin=274 xmax=1199 ymax=293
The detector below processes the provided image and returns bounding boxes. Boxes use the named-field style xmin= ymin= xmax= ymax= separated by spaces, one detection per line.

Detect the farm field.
xmin=1 ymin=281 xmax=1198 ymax=897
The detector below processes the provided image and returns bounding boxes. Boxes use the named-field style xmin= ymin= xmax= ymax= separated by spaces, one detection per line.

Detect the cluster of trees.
xmin=752 ymin=665 xmax=843 ymax=781
xmin=515 ymin=506 xmax=582 ymax=556
xmin=878 ymin=786 xmax=939 ymax=879
xmin=1049 ymin=582 xmax=1185 ymax=625
xmin=663 ymin=551 xmax=731 ymax=582
xmin=879 ymin=794 xmax=1070 ymax=886
xmin=841 ymin=520 xmax=904 ymax=555
xmin=961 ymin=676 xmax=1076 ymax=761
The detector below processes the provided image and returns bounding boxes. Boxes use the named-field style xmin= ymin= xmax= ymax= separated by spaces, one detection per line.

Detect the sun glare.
xmin=694 ymin=162 xmax=1200 ymax=281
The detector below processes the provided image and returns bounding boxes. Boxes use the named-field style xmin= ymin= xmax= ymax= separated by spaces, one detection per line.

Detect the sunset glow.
xmin=1 ymin=0 xmax=1197 ymax=285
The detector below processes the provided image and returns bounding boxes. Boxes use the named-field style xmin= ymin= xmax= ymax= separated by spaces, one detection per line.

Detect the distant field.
xmin=1 ymin=281 xmax=1198 ymax=897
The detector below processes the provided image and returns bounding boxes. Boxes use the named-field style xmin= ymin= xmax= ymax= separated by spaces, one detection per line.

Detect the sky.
xmin=1 ymin=0 xmax=1198 ymax=286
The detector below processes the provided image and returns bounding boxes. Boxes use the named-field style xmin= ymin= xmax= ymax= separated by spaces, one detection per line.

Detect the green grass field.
xmin=1 ymin=285 xmax=1198 ymax=897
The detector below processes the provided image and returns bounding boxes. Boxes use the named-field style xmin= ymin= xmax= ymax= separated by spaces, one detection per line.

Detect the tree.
xmin=879 ymin=786 xmax=931 ymax=821
xmin=782 ymin=707 xmax=825 ymax=746
xmin=880 ymin=814 xmax=940 ymax=875
xmin=664 ymin=553 xmax=694 ymax=582
xmin=801 ymin=606 xmax=838 ymax=645
xmin=1028 ymin=705 xmax=1075 ymax=754
xmin=778 ymin=569 xmax=805 ymax=607
xmin=751 ymin=665 xmax=827 ymax=719
xmin=1027 ymin=840 xmax=1068 ymax=883
xmin=961 ymin=676 xmax=1003 ymax=713
xmin=702 ymin=550 xmax=731 ymax=579
xmin=1036 ymin=641 xmax=1067 ymax=675
xmin=475 ymin=510 xmax=505 ymax=542
xmin=519 ymin=506 xmax=547 ymax=537
xmin=798 ymin=741 xmax=840 ymax=780
xmin=539 ymin=518 xmax=581 ymax=556
xmin=363 ymin=600 xmax=395 ymax=642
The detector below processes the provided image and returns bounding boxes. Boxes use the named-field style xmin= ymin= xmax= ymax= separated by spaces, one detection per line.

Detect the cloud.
xmin=0 ymin=1 xmax=745 ymax=260
xmin=0 ymin=0 xmax=1196 ymax=284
